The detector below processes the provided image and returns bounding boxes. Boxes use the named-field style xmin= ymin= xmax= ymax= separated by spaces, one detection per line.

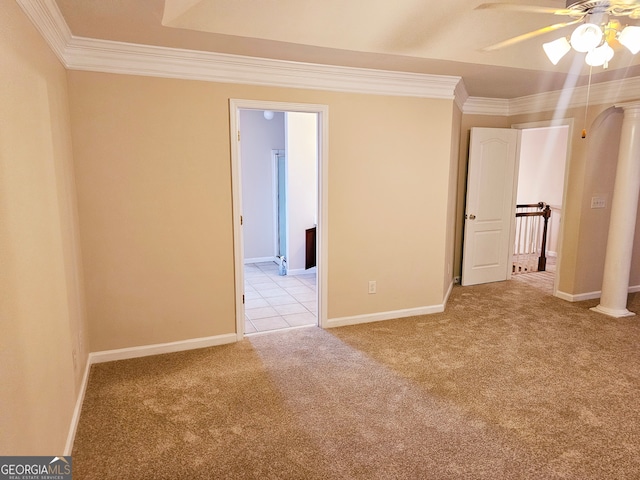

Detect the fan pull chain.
xmin=582 ymin=65 xmax=593 ymax=139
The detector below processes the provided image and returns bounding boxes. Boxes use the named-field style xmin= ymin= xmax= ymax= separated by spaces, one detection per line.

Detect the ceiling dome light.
xmin=543 ymin=37 xmax=571 ymax=64
xmin=263 ymin=110 xmax=274 ymax=120
xmin=619 ymin=25 xmax=640 ymax=54
xmin=585 ymin=42 xmax=614 ymax=67
xmin=570 ymin=23 xmax=604 ymax=52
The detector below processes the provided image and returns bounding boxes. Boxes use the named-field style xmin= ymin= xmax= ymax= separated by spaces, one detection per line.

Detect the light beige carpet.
xmin=72 ymin=280 xmax=640 ymax=479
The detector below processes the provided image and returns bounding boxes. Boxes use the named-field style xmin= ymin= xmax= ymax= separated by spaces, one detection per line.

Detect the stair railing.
xmin=514 ymin=202 xmax=552 ymax=274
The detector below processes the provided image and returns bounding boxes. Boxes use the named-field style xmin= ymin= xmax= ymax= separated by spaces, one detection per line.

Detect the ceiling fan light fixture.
xmin=543 ymin=37 xmax=572 ymax=64
xmin=619 ymin=25 xmax=640 ymax=54
xmin=585 ymin=42 xmax=614 ymax=66
xmin=570 ymin=23 xmax=604 ymax=52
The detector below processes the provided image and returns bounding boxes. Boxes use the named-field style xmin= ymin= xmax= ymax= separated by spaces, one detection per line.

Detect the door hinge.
xmin=240 ymin=215 xmax=243 ymax=225
xmin=237 ymin=130 xmax=240 ymax=141
xmin=242 ymin=294 xmax=245 ymax=304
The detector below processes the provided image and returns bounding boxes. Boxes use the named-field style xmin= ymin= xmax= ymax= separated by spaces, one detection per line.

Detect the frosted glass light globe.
xmin=570 ymin=23 xmax=603 ymax=52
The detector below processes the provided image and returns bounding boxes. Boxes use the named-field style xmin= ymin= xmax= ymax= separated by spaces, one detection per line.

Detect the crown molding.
xmin=462 ymin=76 xmax=640 ymax=116
xmin=17 ymin=0 xmax=640 ymax=115
xmin=453 ymin=80 xmax=469 ymax=112
xmin=18 ymin=0 xmax=461 ymax=101
xmin=615 ymin=99 xmax=640 ymax=109
xmin=463 ymin=97 xmax=510 ymax=116
xmin=509 ymin=76 xmax=640 ymax=116
xmin=63 ymin=36 xmax=462 ymax=100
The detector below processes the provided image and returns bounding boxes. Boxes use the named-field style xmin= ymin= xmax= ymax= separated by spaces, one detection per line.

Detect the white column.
xmin=592 ymin=102 xmax=640 ymax=318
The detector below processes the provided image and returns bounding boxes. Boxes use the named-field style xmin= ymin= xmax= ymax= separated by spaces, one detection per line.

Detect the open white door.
xmin=462 ymin=127 xmax=519 ymax=286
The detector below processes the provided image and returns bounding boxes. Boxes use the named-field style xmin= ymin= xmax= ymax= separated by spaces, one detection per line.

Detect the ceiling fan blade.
xmin=480 ymin=18 xmax=583 ymax=52
xmin=475 ymin=3 xmax=573 ymax=16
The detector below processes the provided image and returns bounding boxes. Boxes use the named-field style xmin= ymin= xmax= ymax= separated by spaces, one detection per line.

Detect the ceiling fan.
xmin=477 ymin=1 xmax=640 ymax=67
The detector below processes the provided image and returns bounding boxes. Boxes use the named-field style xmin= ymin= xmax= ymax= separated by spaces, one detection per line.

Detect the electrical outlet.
xmin=368 ymin=280 xmax=377 ymax=294
xmin=591 ymin=196 xmax=606 ymax=209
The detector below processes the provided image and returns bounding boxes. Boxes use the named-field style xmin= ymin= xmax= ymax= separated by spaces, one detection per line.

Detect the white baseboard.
xmin=555 ymin=289 xmax=601 ymax=302
xmin=64 ymin=358 xmax=92 ymax=456
xmin=444 ymin=279 xmax=454 ymax=304
xmin=89 ymin=333 xmax=238 ymax=364
xmin=244 ymin=256 xmax=277 ymax=264
xmin=326 ymin=304 xmax=445 ymax=328
xmin=556 ymin=284 xmax=640 ymax=302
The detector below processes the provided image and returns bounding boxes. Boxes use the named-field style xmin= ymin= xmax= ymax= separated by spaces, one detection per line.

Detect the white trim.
xmin=444 ymin=279 xmax=455 ymax=305
xmin=318 ymin=106 xmax=330 ymax=330
xmin=463 ymin=97 xmax=510 ymax=116
xmin=246 ymin=323 xmax=317 ymax=336
xmin=590 ymin=304 xmax=636 ymax=318
xmin=89 ymin=333 xmax=237 ymax=364
xmin=64 ymin=332 xmax=237 ymax=453
xmin=466 ymin=78 xmax=640 ymax=116
xmin=64 ymin=37 xmax=463 ymax=100
xmin=555 ymin=289 xmax=602 ymax=302
xmin=326 ymin=304 xmax=445 ymax=328
xmin=63 ymin=358 xmax=91 ymax=455
xmin=555 ymin=284 xmax=640 ymax=302
xmin=509 ymin=77 xmax=640 ymax=116
xmin=454 ymin=80 xmax=469 ymax=112
xmin=19 ymin=0 xmax=461 ymax=101
xmin=511 ymin=118 xmax=574 ymax=298
xmin=230 ymin=99 xmax=329 ymax=335
xmin=230 ymin=103 xmax=245 ymax=341
xmin=19 ymin=0 xmax=640 ymax=114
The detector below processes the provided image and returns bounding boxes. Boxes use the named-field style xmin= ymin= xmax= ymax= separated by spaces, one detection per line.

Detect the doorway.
xmin=229 ymin=100 xmax=329 ymax=339
xmin=462 ymin=119 xmax=572 ymax=296
xmin=512 ymin=120 xmax=572 ymax=297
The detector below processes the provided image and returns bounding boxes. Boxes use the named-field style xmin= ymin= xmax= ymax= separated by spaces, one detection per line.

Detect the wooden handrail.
xmin=514 ymin=202 xmax=551 ymax=272
xmin=516 ymin=202 xmax=545 ymax=210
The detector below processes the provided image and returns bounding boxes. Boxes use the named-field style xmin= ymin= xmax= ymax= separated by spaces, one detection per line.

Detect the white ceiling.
xmin=53 ymin=0 xmax=640 ymax=98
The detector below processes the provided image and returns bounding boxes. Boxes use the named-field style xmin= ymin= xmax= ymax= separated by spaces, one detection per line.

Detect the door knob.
xmin=466 ymin=214 xmax=476 ymax=220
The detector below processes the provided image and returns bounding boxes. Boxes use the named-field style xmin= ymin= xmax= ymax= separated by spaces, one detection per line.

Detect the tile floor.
xmin=244 ymin=261 xmax=317 ymax=334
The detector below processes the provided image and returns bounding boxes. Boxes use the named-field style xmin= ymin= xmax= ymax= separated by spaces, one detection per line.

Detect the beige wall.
xmin=461 ymin=102 xmax=640 ymax=298
xmin=0 ymin=0 xmax=87 ymax=454
xmin=7 ymin=0 xmax=640 ymax=454
xmin=509 ymin=104 xmax=632 ymax=297
xmin=67 ymin=72 xmax=238 ymax=351
xmin=328 ymin=94 xmax=454 ymax=318
xmin=67 ymin=71 xmax=456 ymax=350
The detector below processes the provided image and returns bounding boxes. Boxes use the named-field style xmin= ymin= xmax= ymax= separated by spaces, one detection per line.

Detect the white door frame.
xmin=229 ymin=99 xmax=329 ymax=340
xmin=511 ymin=118 xmax=574 ymax=297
